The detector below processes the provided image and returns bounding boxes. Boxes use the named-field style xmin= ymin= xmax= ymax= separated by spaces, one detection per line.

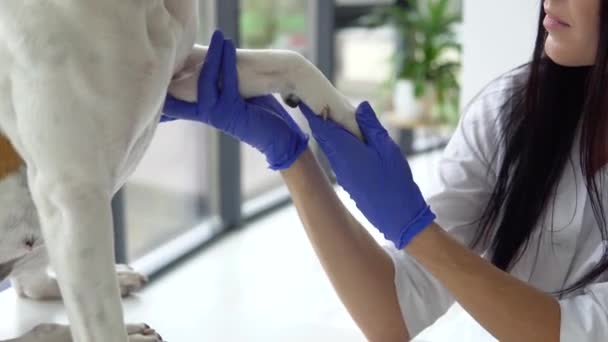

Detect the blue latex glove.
xmin=159 ymin=114 xmax=176 ymax=123
xmin=162 ymin=30 xmax=308 ymax=170
xmin=300 ymin=101 xmax=436 ymax=249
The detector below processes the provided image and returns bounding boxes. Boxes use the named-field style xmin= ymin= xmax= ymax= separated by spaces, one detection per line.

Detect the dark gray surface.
xmin=216 ymin=0 xmax=243 ymax=229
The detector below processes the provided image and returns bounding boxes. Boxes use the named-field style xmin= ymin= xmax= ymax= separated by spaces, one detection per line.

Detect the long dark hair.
xmin=472 ymin=2 xmax=608 ymax=295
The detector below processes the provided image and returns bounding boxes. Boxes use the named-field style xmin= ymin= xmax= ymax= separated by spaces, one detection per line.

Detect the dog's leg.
xmin=168 ymin=46 xmax=361 ymax=138
xmin=24 ymin=172 xmax=127 ymax=342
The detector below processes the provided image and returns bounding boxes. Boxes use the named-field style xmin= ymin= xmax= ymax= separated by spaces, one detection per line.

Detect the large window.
xmin=124 ymin=122 xmax=212 ymax=260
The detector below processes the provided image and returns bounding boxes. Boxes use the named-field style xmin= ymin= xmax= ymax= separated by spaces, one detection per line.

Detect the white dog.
xmin=0 ymin=1 xmax=357 ymax=341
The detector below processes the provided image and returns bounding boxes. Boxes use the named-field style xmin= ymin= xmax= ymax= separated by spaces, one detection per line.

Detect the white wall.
xmin=461 ymin=0 xmax=540 ymax=104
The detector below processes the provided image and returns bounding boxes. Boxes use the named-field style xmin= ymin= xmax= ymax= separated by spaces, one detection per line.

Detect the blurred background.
xmin=1 ymin=0 xmax=540 ymax=340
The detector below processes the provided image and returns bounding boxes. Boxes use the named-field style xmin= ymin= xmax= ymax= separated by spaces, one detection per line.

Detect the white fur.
xmin=0 ymin=0 xmax=357 ymax=341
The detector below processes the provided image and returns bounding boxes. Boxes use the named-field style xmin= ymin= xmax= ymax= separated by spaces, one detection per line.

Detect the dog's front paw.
xmin=127 ymin=323 xmax=164 ymax=342
xmin=116 ymin=264 xmax=148 ymax=297
xmin=281 ymin=91 xmax=360 ymax=139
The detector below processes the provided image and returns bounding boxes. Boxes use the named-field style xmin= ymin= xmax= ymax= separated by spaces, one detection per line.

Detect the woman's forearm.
xmin=281 ymin=149 xmax=409 ymax=341
xmin=407 ymin=224 xmax=560 ymax=342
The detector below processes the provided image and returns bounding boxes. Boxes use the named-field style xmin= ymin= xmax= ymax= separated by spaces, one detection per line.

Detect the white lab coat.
xmin=384 ymin=70 xmax=608 ymax=341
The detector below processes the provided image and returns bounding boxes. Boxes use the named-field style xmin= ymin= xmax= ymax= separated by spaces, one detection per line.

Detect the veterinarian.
xmin=162 ymin=1 xmax=608 ymax=340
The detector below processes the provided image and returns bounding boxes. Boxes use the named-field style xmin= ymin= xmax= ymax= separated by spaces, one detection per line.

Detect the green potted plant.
xmin=363 ymin=0 xmax=462 ymax=124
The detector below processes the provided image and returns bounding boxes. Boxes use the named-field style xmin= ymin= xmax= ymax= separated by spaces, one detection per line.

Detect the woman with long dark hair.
xmin=163 ymin=1 xmax=605 ymax=340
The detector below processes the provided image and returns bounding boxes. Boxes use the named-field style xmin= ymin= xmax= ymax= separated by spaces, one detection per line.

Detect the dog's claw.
xmin=283 ymin=94 xmax=301 ymax=108
xmin=321 ymin=105 xmax=330 ymax=120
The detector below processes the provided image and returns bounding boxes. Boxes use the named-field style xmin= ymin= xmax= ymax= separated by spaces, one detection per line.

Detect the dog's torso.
xmin=0 ymin=0 xmax=197 ymax=192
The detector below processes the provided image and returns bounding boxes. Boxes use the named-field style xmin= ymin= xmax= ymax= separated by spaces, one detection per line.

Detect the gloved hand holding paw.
xmin=162 ymin=30 xmax=308 ymax=170
xmin=300 ymin=101 xmax=435 ymax=249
